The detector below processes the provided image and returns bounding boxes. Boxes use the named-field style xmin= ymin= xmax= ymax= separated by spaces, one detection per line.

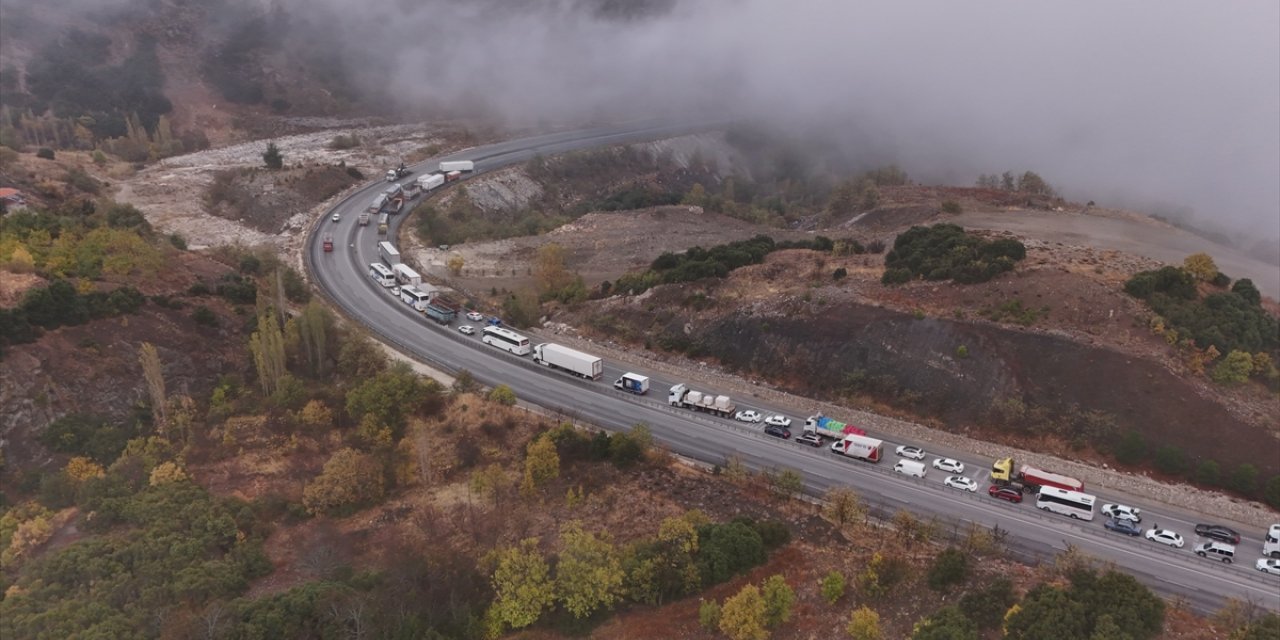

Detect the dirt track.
xmin=951 ymin=210 xmax=1280 ymax=298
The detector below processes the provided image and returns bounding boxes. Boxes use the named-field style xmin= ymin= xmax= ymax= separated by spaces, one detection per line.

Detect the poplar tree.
xmin=139 ymin=342 xmax=167 ymax=431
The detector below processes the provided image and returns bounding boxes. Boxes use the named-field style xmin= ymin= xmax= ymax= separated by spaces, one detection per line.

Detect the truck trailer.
xmin=804 ymin=414 xmax=866 ymax=440
xmin=991 ymin=457 xmax=1084 ymax=493
xmin=439 ymin=160 xmax=474 ymax=173
xmin=417 ymin=173 xmax=445 ymax=192
xmin=614 ymin=373 xmax=649 ymax=395
xmin=358 ymin=211 xmax=370 ymax=226
xmin=392 ymin=263 xmax=422 ymax=286
xmin=377 ymin=213 xmax=389 ymax=235
xmin=668 ymin=383 xmax=735 ymax=417
xmin=377 ymin=241 xmax=400 ymax=267
xmin=831 ymin=434 xmax=884 ymax=463
xmin=425 ymin=298 xmax=459 ymax=325
xmin=533 ymin=343 xmax=604 ymax=380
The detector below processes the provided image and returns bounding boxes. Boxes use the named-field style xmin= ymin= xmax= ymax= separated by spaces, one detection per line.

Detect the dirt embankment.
xmin=0 ymin=252 xmax=250 ymax=471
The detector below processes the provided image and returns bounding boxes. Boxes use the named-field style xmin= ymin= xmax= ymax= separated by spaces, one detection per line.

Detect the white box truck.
xmin=377 ymin=241 xmax=400 ymax=267
xmin=439 ymin=160 xmax=474 ymax=173
xmin=417 ymin=173 xmax=445 ymax=192
xmin=614 ymin=373 xmax=649 ymax=395
xmin=533 ymin=343 xmax=603 ymax=380
xmin=392 ymin=263 xmax=422 ymax=286
xmin=831 ymin=434 xmax=884 ymax=463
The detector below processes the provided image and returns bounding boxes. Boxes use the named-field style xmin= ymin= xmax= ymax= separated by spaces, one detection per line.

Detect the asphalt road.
xmin=305 ymin=121 xmax=1280 ymax=615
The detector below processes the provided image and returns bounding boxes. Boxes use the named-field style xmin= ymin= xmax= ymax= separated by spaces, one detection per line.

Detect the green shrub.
xmin=1153 ymin=445 xmax=1187 ymax=476
xmin=1229 ymin=463 xmax=1258 ymax=496
xmin=1211 ymin=350 xmax=1254 ymax=384
xmin=36 ymin=147 xmax=55 ymax=160
xmin=192 ymin=306 xmax=218 ymax=327
xmin=881 ymin=267 xmax=912 ymax=285
xmin=821 ymin=571 xmax=846 ymax=604
xmin=926 ymin=548 xmax=969 ymax=590
xmin=488 ymin=384 xmax=517 ymax=406
xmin=1194 ymin=460 xmax=1220 ymax=486
xmin=1125 ymin=270 xmax=1276 ymax=354
xmin=833 ymin=267 xmax=848 ymax=281
xmin=1111 ymin=430 xmax=1152 ymax=465
xmin=168 ymin=233 xmax=187 ymax=250
xmin=1264 ymin=476 xmax=1280 ymax=509
xmin=940 ymin=199 xmax=962 ymax=214
xmin=958 ymin=578 xmax=1016 ymax=629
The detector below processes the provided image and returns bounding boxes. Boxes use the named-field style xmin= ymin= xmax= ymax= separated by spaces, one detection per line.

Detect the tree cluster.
xmin=613 ymin=234 xmax=835 ymax=296
xmin=882 ymin=224 xmax=1027 ymax=285
xmin=974 ymin=170 xmax=1057 ymax=197
xmin=0 ymin=279 xmax=145 ymax=354
xmin=1125 ymin=265 xmax=1277 ymax=356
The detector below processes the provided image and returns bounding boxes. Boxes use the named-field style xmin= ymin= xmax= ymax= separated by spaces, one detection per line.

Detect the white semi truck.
xmin=668 ymin=383 xmax=735 ymax=418
xmin=532 ymin=343 xmax=603 ymax=380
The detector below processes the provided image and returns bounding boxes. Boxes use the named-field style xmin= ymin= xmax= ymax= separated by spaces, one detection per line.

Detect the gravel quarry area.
xmin=112 ymin=122 xmax=454 ymax=257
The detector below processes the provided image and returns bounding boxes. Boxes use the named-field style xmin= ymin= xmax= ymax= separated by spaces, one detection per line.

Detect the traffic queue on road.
xmin=336 ymin=155 xmax=1280 ymax=584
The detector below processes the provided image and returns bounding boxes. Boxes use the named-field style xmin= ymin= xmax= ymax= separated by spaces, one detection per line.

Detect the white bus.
xmin=369 ymin=263 xmax=395 ymax=287
xmin=399 ymin=286 xmax=431 ymax=311
xmin=392 ymin=263 xmax=422 ymax=286
xmin=377 ymin=241 xmax=400 ymax=267
xmin=482 ymin=326 xmax=531 ymax=356
xmin=1036 ymin=486 xmax=1096 ymax=521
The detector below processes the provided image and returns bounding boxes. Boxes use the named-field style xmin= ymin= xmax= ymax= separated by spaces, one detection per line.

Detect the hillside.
xmin=1 ymin=117 xmax=1278 ymax=637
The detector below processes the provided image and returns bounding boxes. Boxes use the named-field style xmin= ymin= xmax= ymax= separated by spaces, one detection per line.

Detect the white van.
xmin=894 ymin=460 xmax=927 ymax=478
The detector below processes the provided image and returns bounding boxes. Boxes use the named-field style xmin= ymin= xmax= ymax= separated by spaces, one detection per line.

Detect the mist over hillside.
xmin=2 ymin=0 xmax=1277 ymax=255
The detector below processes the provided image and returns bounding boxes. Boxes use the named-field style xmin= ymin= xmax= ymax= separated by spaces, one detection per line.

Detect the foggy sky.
xmin=10 ymin=0 xmax=1279 ymax=244
xmin=291 ymin=0 xmax=1279 ymax=244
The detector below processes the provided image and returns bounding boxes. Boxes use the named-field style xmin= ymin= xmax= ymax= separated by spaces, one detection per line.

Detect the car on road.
xmin=735 ymin=410 xmax=762 ymax=423
xmin=1256 ymin=558 xmax=1280 ymax=576
xmin=465 ymin=311 xmax=484 ymax=322
xmin=988 ymin=485 xmax=1023 ymax=503
xmin=331 ymin=212 xmax=341 ymax=222
xmin=764 ymin=415 xmax=792 ymax=428
xmin=1194 ymin=541 xmax=1236 ymax=563
xmin=764 ymin=425 xmax=791 ymax=439
xmin=895 ymin=445 xmax=926 ymax=460
xmin=932 ymin=458 xmax=964 ymax=474
xmin=1104 ymin=518 xmax=1142 ymax=537
xmin=796 ymin=433 xmax=823 ymax=447
xmin=1101 ymin=503 xmax=1142 ymax=523
xmin=1144 ymin=529 xmax=1184 ymax=548
xmin=458 ymin=325 xmax=475 ymax=335
xmin=944 ymin=476 xmax=977 ymax=492
xmin=389 ymin=286 xmax=401 ymax=298
xmin=1194 ymin=524 xmax=1241 ymax=544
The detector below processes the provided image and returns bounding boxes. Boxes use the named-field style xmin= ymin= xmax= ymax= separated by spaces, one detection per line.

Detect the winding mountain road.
xmin=304 ymin=120 xmax=1280 ymax=615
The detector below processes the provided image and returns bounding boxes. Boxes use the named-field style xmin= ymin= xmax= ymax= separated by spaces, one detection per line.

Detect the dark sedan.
xmin=764 ymin=425 xmax=791 ymax=440
xmin=1104 ymin=518 xmax=1142 ymax=537
xmin=1195 ymin=524 xmax=1241 ymax=544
